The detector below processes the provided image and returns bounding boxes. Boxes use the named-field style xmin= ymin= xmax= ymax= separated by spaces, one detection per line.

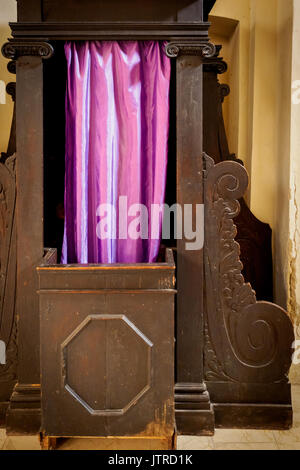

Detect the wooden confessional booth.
xmin=0 ymin=0 xmax=295 ymax=450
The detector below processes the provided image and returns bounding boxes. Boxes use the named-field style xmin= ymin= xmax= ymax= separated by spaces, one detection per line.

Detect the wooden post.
xmin=165 ymin=42 xmax=216 ymax=435
xmin=2 ymin=41 xmax=53 ymax=434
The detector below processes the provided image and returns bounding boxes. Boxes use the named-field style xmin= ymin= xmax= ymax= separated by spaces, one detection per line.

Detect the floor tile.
xmin=273 ymin=428 xmax=300 ymax=446
xmin=213 ymin=429 xmax=276 ymax=444
xmin=0 ymin=428 xmax=6 ymax=449
xmin=1 ymin=436 xmax=41 ymax=451
xmin=177 ymin=436 xmax=214 ymax=450
xmin=214 ymin=442 xmax=278 ymax=450
xmin=278 ymin=442 xmax=300 ymax=450
xmin=292 ymin=386 xmax=300 ymax=412
xmin=293 ymin=412 xmax=300 ymax=427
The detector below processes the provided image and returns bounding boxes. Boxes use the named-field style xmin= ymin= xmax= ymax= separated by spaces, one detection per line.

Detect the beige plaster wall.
xmin=211 ymin=0 xmax=279 ymax=226
xmin=210 ymin=0 xmax=251 ymax=176
xmin=288 ymin=0 xmax=300 ymax=382
xmin=0 ymin=0 xmax=16 ymax=152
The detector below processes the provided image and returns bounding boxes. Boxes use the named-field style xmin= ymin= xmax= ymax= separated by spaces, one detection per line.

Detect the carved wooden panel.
xmin=62 ymin=315 xmax=152 ymax=415
xmin=0 ymin=154 xmax=16 ymax=347
xmin=203 ymin=153 xmax=294 ymax=384
xmin=0 ymin=79 xmax=17 ymax=416
xmin=39 ymin=249 xmax=175 ymax=437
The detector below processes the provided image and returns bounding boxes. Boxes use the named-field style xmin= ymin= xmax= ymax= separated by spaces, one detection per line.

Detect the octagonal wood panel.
xmin=61 ymin=314 xmax=153 ymax=415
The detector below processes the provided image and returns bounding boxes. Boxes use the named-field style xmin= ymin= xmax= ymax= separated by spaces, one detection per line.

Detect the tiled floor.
xmin=1 ymin=386 xmax=300 ymax=451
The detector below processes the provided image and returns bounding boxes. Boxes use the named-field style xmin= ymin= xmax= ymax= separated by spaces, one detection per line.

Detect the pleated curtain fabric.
xmin=61 ymin=41 xmax=171 ymax=264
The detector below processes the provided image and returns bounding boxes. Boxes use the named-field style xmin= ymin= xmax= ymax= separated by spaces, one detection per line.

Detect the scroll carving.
xmin=7 ymin=61 xmax=16 ymax=75
xmin=2 ymin=41 xmax=54 ymax=60
xmin=220 ymin=84 xmax=230 ymax=103
xmin=0 ymin=153 xmax=17 ymax=384
xmin=203 ymin=45 xmax=227 ymax=74
xmin=165 ymin=41 xmax=216 ymax=58
xmin=203 ymin=153 xmax=294 ymax=383
xmin=0 ymin=82 xmax=17 ymax=388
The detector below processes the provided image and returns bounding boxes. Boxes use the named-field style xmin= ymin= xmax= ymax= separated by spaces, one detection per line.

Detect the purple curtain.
xmin=61 ymin=41 xmax=171 ymax=264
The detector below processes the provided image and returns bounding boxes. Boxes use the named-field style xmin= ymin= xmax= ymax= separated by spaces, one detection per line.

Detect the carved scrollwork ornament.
xmin=7 ymin=61 xmax=16 ymax=75
xmin=2 ymin=41 xmax=54 ymax=60
xmin=165 ymin=41 xmax=216 ymax=58
xmin=203 ymin=152 xmax=294 ymax=383
xmin=220 ymin=83 xmax=230 ymax=102
xmin=165 ymin=44 xmax=180 ymax=58
xmin=203 ymin=59 xmax=228 ymax=75
xmin=0 ymin=152 xmax=17 ymax=384
xmin=6 ymin=82 xmax=16 ymax=102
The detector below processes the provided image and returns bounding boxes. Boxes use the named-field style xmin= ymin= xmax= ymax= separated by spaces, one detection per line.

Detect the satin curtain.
xmin=61 ymin=41 xmax=171 ymax=264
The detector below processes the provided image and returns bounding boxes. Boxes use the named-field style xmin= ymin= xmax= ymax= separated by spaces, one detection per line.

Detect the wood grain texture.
xmin=203 ymin=153 xmax=294 ymax=384
xmin=16 ymin=56 xmax=44 ymax=385
xmin=0 ymin=81 xmax=17 ymax=422
xmin=38 ymin=249 xmax=175 ymax=438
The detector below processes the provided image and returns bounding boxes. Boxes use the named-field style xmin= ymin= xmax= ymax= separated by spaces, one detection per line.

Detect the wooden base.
xmin=175 ymin=382 xmax=215 ymax=435
xmin=6 ymin=382 xmax=292 ymax=436
xmin=214 ymin=403 xmax=293 ymax=430
xmin=175 ymin=409 xmax=215 ymax=436
xmin=207 ymin=381 xmax=292 ymax=404
xmin=207 ymin=381 xmax=293 ymax=431
xmin=39 ymin=434 xmax=177 ymax=451
xmin=5 ymin=384 xmax=41 ymax=435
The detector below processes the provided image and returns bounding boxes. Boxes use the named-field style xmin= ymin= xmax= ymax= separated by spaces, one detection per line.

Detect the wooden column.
xmin=2 ymin=41 xmax=53 ymax=434
xmin=165 ymin=42 xmax=215 ymax=435
xmin=176 ymin=55 xmax=204 ymax=384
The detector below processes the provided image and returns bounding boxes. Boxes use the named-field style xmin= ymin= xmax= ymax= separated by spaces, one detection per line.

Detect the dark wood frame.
xmin=0 ymin=0 xmax=294 ymax=437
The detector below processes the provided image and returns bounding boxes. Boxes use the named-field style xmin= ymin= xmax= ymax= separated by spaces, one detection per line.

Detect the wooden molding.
xmin=165 ymin=40 xmax=216 ymax=58
xmin=2 ymin=41 xmax=54 ymax=60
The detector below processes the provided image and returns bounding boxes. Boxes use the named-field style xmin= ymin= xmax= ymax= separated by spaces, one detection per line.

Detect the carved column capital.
xmin=6 ymin=82 xmax=16 ymax=102
xmin=202 ymin=45 xmax=228 ymax=74
xmin=2 ymin=41 xmax=54 ymax=60
xmin=165 ymin=41 xmax=216 ymax=59
xmin=220 ymin=83 xmax=230 ymax=102
xmin=7 ymin=61 xmax=16 ymax=74
xmin=203 ymin=59 xmax=228 ymax=75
